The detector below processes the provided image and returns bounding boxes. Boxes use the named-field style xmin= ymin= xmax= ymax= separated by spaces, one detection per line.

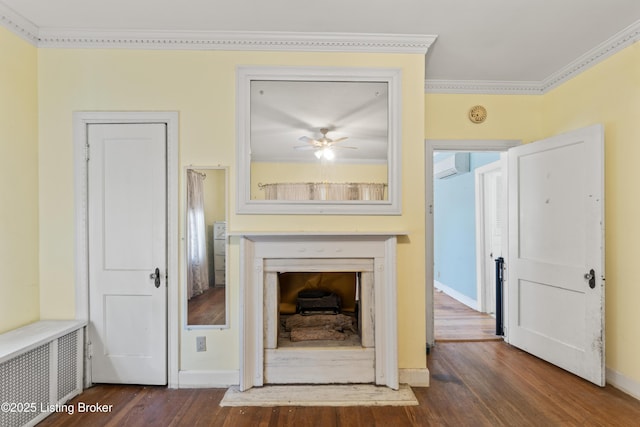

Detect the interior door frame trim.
xmin=73 ymin=111 xmax=179 ymax=388
xmin=474 ymin=158 xmax=505 ymax=314
xmin=425 ymin=139 xmax=520 ymax=348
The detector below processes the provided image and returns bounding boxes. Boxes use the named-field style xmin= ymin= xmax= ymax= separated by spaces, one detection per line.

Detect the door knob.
xmin=584 ymin=269 xmax=595 ymax=289
xmin=150 ymin=268 xmax=161 ymax=288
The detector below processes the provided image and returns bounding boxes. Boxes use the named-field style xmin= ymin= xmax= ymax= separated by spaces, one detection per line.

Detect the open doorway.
xmin=425 ymin=140 xmax=520 ymax=348
xmin=426 ymin=127 xmax=605 ymax=385
xmin=432 ymin=151 xmax=503 ymax=342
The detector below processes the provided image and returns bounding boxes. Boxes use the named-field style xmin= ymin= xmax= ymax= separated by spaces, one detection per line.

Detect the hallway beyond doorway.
xmin=435 ymin=289 xmax=502 ymax=342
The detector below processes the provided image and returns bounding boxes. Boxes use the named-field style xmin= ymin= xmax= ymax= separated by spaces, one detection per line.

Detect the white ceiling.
xmin=2 ymin=0 xmax=640 ymax=83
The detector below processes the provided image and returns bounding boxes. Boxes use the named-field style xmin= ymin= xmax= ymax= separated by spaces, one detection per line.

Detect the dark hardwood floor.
xmin=434 ymin=289 xmax=501 ymax=342
xmin=39 ymin=341 xmax=640 ymax=426
xmin=187 ymin=286 xmax=225 ymax=325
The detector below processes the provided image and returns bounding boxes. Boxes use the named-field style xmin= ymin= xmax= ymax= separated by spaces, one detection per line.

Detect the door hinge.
xmin=429 ymin=204 xmax=433 ymax=214
xmin=85 ymin=144 xmax=90 ymax=161
xmin=87 ymin=341 xmax=93 ymax=359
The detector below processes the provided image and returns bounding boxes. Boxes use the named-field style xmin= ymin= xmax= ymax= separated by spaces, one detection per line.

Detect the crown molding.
xmin=0 ymin=2 xmax=38 ymax=44
xmin=541 ymin=19 xmax=640 ymax=92
xmin=1 ymin=1 xmax=638 ymax=94
xmin=425 ymin=19 xmax=640 ymax=95
xmin=0 ymin=0 xmax=437 ymax=54
xmin=34 ymin=28 xmax=437 ymax=54
xmin=424 ymin=79 xmax=544 ymax=95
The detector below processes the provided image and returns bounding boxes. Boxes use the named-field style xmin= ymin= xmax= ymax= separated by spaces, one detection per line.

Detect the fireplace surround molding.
xmin=236 ymin=232 xmax=404 ymax=391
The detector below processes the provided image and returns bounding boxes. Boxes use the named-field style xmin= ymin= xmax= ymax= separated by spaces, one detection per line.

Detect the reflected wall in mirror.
xmin=185 ymin=167 xmax=228 ymax=328
xmin=237 ymin=67 xmax=401 ymax=215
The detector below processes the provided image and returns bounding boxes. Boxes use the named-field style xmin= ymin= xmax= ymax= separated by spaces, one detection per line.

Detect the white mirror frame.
xmin=236 ymin=66 xmax=402 ymax=215
xmin=183 ymin=165 xmax=230 ymax=330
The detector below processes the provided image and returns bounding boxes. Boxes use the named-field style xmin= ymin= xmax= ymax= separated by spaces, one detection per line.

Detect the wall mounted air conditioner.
xmin=434 ymin=153 xmax=470 ymax=179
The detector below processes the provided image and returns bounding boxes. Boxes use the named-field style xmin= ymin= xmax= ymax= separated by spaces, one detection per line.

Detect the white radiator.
xmin=0 ymin=320 xmax=85 ymax=427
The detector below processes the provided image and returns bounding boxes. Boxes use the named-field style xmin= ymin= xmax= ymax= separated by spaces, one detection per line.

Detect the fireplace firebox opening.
xmin=277 ymin=272 xmax=361 ymax=347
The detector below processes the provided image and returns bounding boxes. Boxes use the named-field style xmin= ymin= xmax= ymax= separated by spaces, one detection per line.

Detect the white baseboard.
xmin=178 ymin=369 xmax=239 ymax=388
xmin=399 ymin=368 xmax=430 ymax=387
xmin=435 ymin=280 xmax=479 ymax=311
xmin=606 ymin=367 xmax=640 ymax=401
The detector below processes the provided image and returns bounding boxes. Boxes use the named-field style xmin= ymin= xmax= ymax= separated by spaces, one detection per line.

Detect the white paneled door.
xmin=507 ymin=124 xmax=605 ymax=386
xmin=88 ymin=123 xmax=167 ymax=385
xmin=475 ymin=160 xmax=504 ymax=314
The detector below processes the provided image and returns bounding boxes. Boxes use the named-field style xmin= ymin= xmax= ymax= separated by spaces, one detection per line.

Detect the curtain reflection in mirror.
xmin=186 ymin=169 xmax=209 ymax=299
xmin=186 ymin=168 xmax=227 ymax=327
xmin=259 ymin=182 xmax=386 ymax=200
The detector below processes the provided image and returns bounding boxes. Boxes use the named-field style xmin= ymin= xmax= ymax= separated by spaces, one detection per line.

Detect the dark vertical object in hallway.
xmin=495 ymin=257 xmax=505 ymax=336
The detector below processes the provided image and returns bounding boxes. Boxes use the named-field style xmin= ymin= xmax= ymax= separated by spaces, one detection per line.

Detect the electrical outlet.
xmin=196 ymin=336 xmax=206 ymax=352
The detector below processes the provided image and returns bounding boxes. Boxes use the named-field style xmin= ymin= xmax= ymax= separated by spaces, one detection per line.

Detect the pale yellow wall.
xmin=0 ymin=28 xmax=39 ymax=333
xmin=36 ymin=49 xmax=427 ymax=372
xmin=37 ymin=49 xmax=242 ymax=371
xmin=250 ymin=161 xmax=387 ymax=199
xmin=425 ymin=41 xmax=640 ymax=387
xmin=29 ymin=37 xmax=640 ymax=386
xmin=425 ymin=92 xmax=544 ymax=142
xmin=199 ymin=168 xmax=225 ymax=225
xmin=231 ymin=54 xmax=428 ymax=370
xmin=542 ymin=42 xmax=640 ymax=383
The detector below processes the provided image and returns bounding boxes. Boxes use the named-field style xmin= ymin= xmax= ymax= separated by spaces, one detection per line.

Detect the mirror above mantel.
xmin=236 ymin=66 xmax=402 ymax=215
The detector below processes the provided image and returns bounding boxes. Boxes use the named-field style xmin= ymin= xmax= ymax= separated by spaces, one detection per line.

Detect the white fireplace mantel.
xmin=237 ymin=232 xmax=402 ymax=391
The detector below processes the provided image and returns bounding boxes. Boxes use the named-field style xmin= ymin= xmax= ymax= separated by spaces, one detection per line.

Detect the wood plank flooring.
xmin=39 ymin=341 xmax=640 ymax=426
xmin=187 ymin=286 xmax=225 ymax=325
xmin=434 ymin=289 xmax=501 ymax=342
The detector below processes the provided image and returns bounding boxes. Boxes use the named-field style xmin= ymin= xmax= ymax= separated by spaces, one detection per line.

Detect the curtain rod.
xmin=188 ymin=169 xmax=207 ymax=179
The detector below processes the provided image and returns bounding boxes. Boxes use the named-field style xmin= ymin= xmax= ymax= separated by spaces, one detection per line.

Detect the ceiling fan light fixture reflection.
xmin=315 ymin=147 xmax=335 ymax=160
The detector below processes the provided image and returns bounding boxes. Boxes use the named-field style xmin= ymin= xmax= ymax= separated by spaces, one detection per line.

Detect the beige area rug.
xmin=220 ymin=384 xmax=418 ymax=407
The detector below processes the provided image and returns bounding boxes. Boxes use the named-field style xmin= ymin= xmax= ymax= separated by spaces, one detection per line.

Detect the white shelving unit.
xmin=213 ymin=221 xmax=226 ymax=287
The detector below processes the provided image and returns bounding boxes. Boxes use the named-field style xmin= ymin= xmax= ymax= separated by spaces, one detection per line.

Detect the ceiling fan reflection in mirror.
xmin=295 ymin=128 xmax=356 ymax=160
